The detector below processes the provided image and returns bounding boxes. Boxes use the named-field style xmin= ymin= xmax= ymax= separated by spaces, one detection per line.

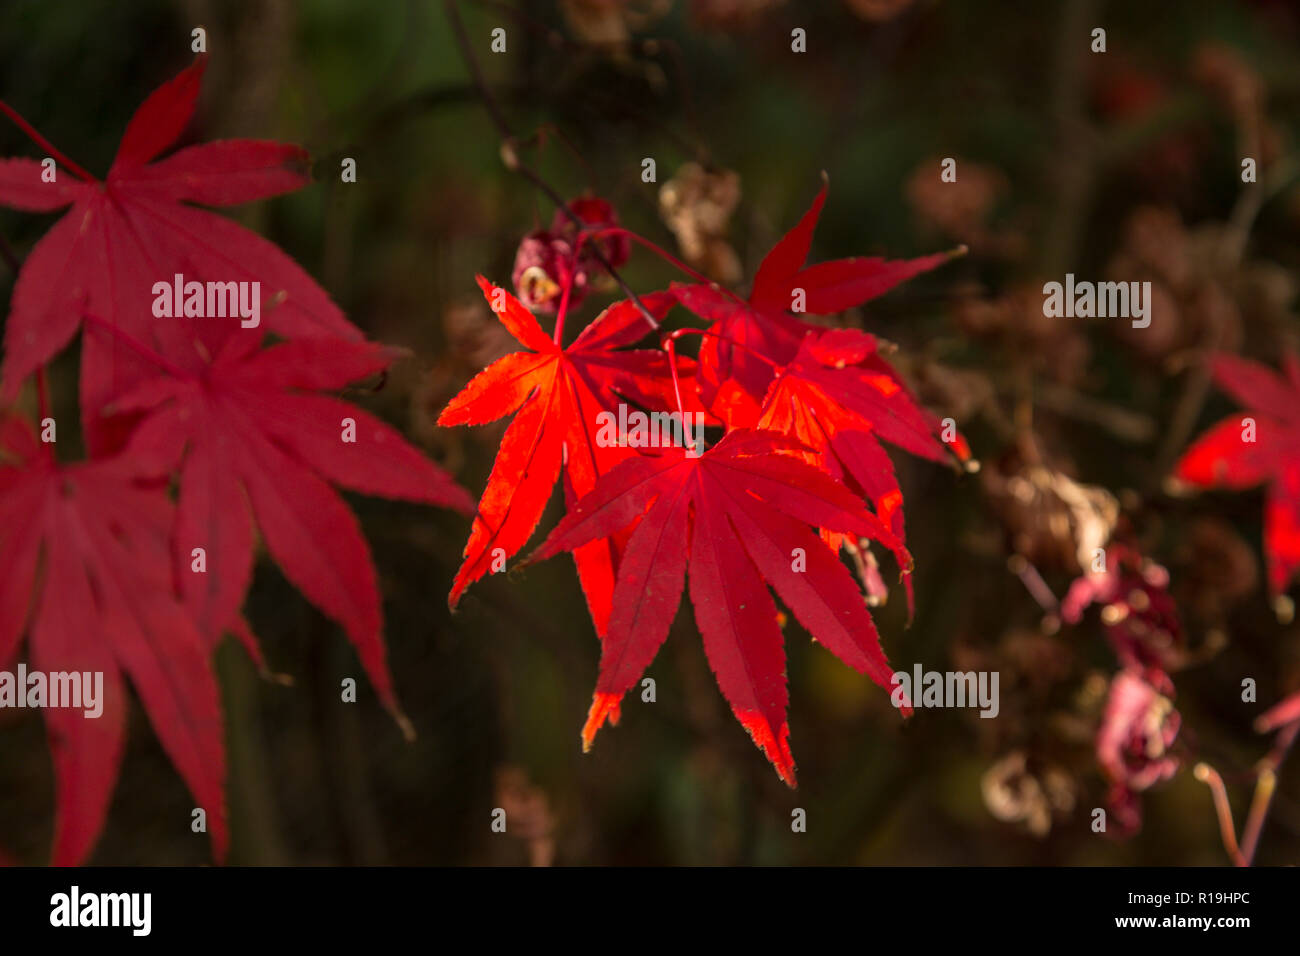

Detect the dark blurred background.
xmin=2 ymin=0 xmax=1300 ymax=865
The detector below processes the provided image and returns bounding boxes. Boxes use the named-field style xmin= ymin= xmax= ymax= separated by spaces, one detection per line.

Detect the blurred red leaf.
xmin=112 ymin=335 xmax=472 ymax=724
xmin=0 ymin=55 xmax=362 ymax=453
xmin=0 ymin=415 xmax=225 ymax=865
xmin=1173 ymin=353 xmax=1300 ymax=595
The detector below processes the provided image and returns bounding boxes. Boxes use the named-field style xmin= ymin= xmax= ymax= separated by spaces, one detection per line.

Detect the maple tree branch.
xmin=442 ymin=0 xmax=665 ymax=331
xmin=312 ymin=82 xmax=489 ymax=171
xmin=465 ymin=0 xmax=708 ymax=159
xmin=515 ymin=123 xmax=600 ymax=190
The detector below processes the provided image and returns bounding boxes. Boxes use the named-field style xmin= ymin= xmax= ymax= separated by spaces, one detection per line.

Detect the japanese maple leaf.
xmin=673 ymin=180 xmax=959 ymax=425
xmin=438 ymin=277 xmax=697 ymax=636
xmin=0 ymin=55 xmax=361 ymax=453
xmin=111 ymin=333 xmax=473 ymax=724
xmin=528 ymin=429 xmax=908 ymax=786
xmin=1172 ymin=353 xmax=1300 ymax=596
xmin=757 ymin=328 xmax=970 ymax=610
xmin=0 ymin=415 xmax=225 ymax=865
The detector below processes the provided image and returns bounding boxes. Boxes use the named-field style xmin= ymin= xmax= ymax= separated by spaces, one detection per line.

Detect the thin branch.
xmin=664 ymin=326 xmax=781 ymax=370
xmin=312 ymin=83 xmax=488 ymax=170
xmin=0 ymin=98 xmax=96 ymax=182
xmin=1194 ymin=762 xmax=1247 ymax=866
xmin=1240 ymin=721 xmax=1299 ymax=865
xmin=591 ymin=227 xmax=746 ymax=301
xmin=442 ymin=0 xmax=666 ymax=331
xmin=467 ymin=0 xmax=707 ymax=158
xmin=1036 ymin=381 xmax=1157 ymax=444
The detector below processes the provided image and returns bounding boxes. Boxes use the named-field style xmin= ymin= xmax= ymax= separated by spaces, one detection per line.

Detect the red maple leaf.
xmin=0 ymin=415 xmax=225 ymax=865
xmin=757 ymin=328 xmax=970 ymax=610
xmin=111 ymin=333 xmax=473 ymax=724
xmin=1172 ymin=352 xmax=1300 ymax=597
xmin=672 ymin=181 xmax=960 ymax=426
xmin=528 ymin=429 xmax=908 ymax=786
xmin=438 ymin=277 xmax=699 ymax=635
xmin=0 ymin=55 xmax=361 ymax=452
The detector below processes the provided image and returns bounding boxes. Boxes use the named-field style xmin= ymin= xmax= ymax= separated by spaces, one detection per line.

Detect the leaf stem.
xmin=0 ymin=98 xmax=96 ymax=183
xmin=662 ymin=337 xmax=699 ymax=457
xmin=1239 ymin=721 xmax=1298 ymax=865
xmin=664 ymin=326 xmax=782 ymax=370
xmin=588 ymin=227 xmax=747 ymax=303
xmin=82 ymin=313 xmax=192 ymax=381
xmin=552 ymin=250 xmax=578 ymax=346
xmin=1193 ymin=762 xmax=1247 ymax=866
xmin=441 ymin=0 xmax=665 ymax=333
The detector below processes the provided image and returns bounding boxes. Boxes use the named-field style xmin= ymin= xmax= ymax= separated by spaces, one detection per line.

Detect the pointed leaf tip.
xmin=581 ymin=692 xmax=623 ymax=751
xmin=737 ymin=710 xmax=796 ymax=787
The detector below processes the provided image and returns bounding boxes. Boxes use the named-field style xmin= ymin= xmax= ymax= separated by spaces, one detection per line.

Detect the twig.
xmin=1194 ymin=762 xmax=1247 ymax=866
xmin=0 ymin=98 xmax=96 ymax=182
xmin=1007 ymin=553 xmax=1060 ymax=614
xmin=1240 ymin=722 xmax=1299 ymax=865
xmin=1222 ymin=154 xmax=1300 ymax=267
xmin=1155 ymin=306 xmax=1228 ymax=476
xmin=1036 ymin=382 xmax=1157 ymax=444
xmin=312 ymin=83 xmax=487 ymax=170
xmin=442 ymin=0 xmax=666 ymax=331
xmin=1152 ymin=162 xmax=1300 ymax=475
xmin=467 ymin=0 xmax=707 ymax=158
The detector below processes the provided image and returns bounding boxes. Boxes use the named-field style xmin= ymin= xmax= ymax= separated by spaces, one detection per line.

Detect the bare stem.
xmin=1194 ymin=762 xmax=1247 ymax=866
xmin=663 ymin=337 xmax=696 ymax=456
xmin=0 ymin=98 xmax=96 ymax=182
xmin=1239 ymin=721 xmax=1299 ymax=865
xmin=664 ymin=326 xmax=781 ymax=370
xmin=442 ymin=0 xmax=664 ymax=331
xmin=590 ymin=227 xmax=746 ymax=302
xmin=552 ymin=254 xmax=577 ymax=346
